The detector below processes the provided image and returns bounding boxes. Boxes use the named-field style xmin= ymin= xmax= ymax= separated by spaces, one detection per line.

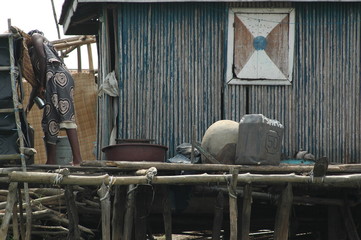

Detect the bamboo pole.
xmin=97 ymin=161 xmax=361 ymax=174
xmin=9 ymin=171 xmax=361 ymax=187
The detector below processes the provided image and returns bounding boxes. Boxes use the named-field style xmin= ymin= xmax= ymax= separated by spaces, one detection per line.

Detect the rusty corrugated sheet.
xmin=225 ymin=2 xmax=361 ymax=163
xmin=116 ymin=3 xmax=225 ymax=156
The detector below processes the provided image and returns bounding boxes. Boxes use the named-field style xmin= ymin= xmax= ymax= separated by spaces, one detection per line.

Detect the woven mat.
xmin=24 ymin=72 xmax=97 ymax=164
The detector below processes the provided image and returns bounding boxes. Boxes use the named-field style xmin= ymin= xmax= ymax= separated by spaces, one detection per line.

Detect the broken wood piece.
xmin=195 ymin=142 xmax=221 ymax=164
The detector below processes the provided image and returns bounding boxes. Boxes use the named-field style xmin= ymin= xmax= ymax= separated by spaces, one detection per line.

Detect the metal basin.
xmin=102 ymin=143 xmax=168 ymax=162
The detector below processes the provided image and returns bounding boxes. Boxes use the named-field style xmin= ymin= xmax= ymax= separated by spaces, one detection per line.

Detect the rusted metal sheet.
xmin=116 ymin=3 xmax=225 ymax=156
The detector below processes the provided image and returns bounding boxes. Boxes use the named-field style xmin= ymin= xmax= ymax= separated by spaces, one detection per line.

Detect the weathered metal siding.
xmin=225 ymin=3 xmax=361 ymax=163
xmin=116 ymin=3 xmax=225 ymax=156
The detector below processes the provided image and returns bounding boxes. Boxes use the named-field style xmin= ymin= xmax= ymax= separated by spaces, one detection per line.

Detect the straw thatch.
xmin=24 ymin=72 xmax=97 ymax=163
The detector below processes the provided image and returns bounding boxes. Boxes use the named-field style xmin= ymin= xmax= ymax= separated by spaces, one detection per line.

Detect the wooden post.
xmin=97 ymin=183 xmax=111 ymax=240
xmin=162 ymin=186 xmax=172 ymax=240
xmin=240 ymin=184 xmax=252 ymax=240
xmin=212 ymin=192 xmax=224 ymax=240
xmin=274 ymin=183 xmax=293 ymax=240
xmin=112 ymin=186 xmax=126 ymax=240
xmin=65 ymin=185 xmax=81 ymax=240
xmin=123 ymin=184 xmax=136 ymax=240
xmin=229 ymin=168 xmax=239 ymax=240
xmin=340 ymin=201 xmax=360 ymax=240
xmin=0 ymin=182 xmax=18 ymax=239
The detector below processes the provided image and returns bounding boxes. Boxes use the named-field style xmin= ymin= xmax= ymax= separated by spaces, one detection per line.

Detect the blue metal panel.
xmin=117 ymin=3 xmax=225 ymax=157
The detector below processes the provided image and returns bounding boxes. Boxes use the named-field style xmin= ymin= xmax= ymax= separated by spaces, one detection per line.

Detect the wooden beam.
xmin=274 ymin=183 xmax=293 ymax=240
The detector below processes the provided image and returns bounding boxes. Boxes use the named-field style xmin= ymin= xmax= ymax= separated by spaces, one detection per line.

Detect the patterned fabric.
xmin=29 ymin=41 xmax=77 ymax=144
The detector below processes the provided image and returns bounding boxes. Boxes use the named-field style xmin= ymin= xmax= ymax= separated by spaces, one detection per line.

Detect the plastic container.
xmin=235 ymin=114 xmax=284 ymax=165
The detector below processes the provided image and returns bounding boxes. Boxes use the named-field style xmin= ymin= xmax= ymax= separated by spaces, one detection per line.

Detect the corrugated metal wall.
xmin=116 ymin=3 xmax=225 ymax=156
xmin=225 ymin=2 xmax=361 ymax=163
xmin=114 ymin=2 xmax=361 ymax=162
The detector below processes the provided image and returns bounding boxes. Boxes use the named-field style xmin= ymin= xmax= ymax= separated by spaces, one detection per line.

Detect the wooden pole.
xmin=212 ymin=192 xmax=224 ymax=240
xmin=240 ymin=184 xmax=252 ymax=240
xmin=77 ymin=46 xmax=82 ymax=73
xmin=229 ymin=168 xmax=239 ymax=240
xmin=274 ymin=183 xmax=293 ymax=240
xmin=87 ymin=43 xmax=94 ymax=74
xmin=98 ymin=183 xmax=111 ymax=240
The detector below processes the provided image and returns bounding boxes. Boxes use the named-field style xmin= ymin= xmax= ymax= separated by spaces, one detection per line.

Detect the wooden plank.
xmin=240 ymin=184 xmax=252 ymax=240
xmin=212 ymin=192 xmax=224 ymax=240
xmin=229 ymin=168 xmax=239 ymax=240
xmin=274 ymin=183 xmax=293 ymax=240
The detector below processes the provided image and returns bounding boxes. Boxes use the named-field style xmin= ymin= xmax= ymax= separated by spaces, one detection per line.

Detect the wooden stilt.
xmin=229 ymin=168 xmax=239 ymax=240
xmin=328 ymin=206 xmax=347 ymax=240
xmin=240 ymin=184 xmax=252 ymax=240
xmin=112 ymin=186 xmax=126 ymax=240
xmin=17 ymin=186 xmax=25 ymax=240
xmin=162 ymin=186 xmax=172 ymax=240
xmin=274 ymin=183 xmax=293 ymax=240
xmin=0 ymin=182 xmax=18 ymax=239
xmin=123 ymin=184 xmax=136 ymax=240
xmin=65 ymin=185 xmax=81 ymax=240
xmin=97 ymin=183 xmax=111 ymax=240
xmin=12 ymin=193 xmax=20 ymax=240
xmin=134 ymin=185 xmax=149 ymax=240
xmin=340 ymin=201 xmax=360 ymax=240
xmin=212 ymin=192 xmax=224 ymax=240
